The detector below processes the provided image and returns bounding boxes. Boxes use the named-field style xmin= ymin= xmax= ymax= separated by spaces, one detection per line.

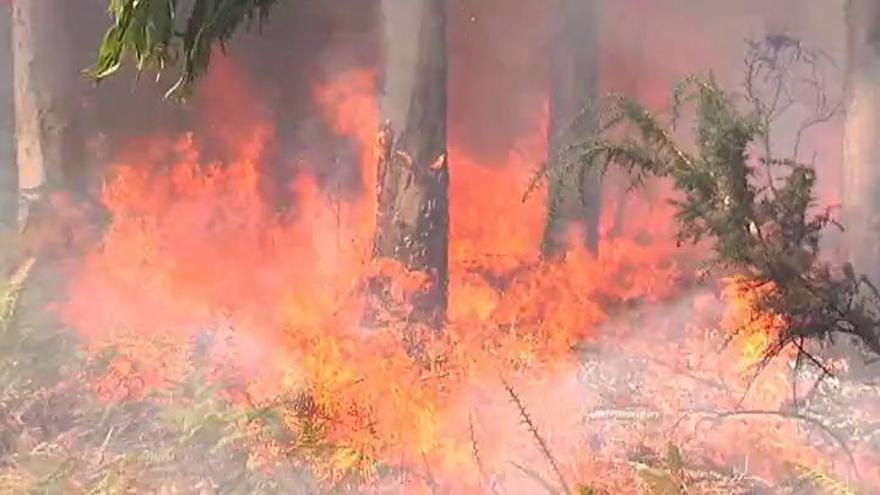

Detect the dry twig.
xmin=502 ymin=380 xmax=572 ymax=495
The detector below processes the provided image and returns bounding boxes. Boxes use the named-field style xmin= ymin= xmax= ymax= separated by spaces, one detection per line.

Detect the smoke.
xmin=4 ymin=0 xmax=880 ymax=493
xmin=448 ymin=286 xmax=880 ymax=492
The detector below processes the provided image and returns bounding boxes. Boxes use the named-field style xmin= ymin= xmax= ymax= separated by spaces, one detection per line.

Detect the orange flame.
xmin=59 ymin=58 xmax=876 ymax=492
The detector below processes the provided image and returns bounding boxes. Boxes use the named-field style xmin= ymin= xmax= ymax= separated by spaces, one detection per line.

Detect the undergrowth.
xmin=546 ymin=38 xmax=880 ymax=366
xmin=0 ymin=240 xmax=326 ymax=494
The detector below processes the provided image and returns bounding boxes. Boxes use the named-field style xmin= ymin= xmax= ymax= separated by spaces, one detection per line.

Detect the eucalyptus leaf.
xmin=92 ymin=0 xmax=277 ymax=100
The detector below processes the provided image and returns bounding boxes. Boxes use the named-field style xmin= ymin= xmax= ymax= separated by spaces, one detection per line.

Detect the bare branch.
xmin=502 ymin=380 xmax=572 ymax=495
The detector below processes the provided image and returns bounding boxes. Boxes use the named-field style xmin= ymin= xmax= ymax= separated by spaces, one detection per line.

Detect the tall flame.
xmin=59 ymin=57 xmax=877 ymax=492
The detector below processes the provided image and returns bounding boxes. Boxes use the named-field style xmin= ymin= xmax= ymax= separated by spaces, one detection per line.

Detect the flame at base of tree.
xmin=56 ymin=64 xmax=880 ymax=493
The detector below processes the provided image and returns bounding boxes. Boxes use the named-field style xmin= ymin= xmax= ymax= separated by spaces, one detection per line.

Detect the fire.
xmin=722 ymin=275 xmax=791 ymax=369
xmin=58 ymin=57 xmax=877 ymax=493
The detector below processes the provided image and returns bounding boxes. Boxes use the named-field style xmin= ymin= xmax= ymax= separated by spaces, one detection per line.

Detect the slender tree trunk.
xmin=0 ymin=4 xmax=14 ymax=228
xmin=542 ymin=0 xmax=602 ymax=258
xmin=370 ymin=0 xmax=448 ymax=327
xmin=10 ymin=0 xmax=66 ymax=231
xmin=843 ymin=0 xmax=880 ymax=283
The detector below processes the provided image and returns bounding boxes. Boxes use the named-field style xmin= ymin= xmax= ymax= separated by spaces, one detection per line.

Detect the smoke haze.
xmin=3 ymin=1 xmax=879 ymax=494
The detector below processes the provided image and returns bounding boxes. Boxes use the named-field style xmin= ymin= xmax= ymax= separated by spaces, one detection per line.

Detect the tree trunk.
xmin=370 ymin=0 xmax=448 ymax=327
xmin=0 ymin=3 xmax=14 ymax=228
xmin=10 ymin=0 xmax=67 ymax=231
xmin=843 ymin=0 xmax=880 ymax=283
xmin=541 ymin=0 xmax=602 ymax=259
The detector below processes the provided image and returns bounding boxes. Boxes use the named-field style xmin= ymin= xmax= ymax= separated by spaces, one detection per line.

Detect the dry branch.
xmin=502 ymin=380 xmax=572 ymax=495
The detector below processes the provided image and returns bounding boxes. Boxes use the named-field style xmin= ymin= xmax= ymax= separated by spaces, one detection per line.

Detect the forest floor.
xmin=2 ymin=236 xmax=880 ymax=494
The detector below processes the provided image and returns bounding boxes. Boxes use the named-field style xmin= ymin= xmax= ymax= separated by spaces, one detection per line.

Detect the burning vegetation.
xmin=1 ymin=1 xmax=880 ymax=494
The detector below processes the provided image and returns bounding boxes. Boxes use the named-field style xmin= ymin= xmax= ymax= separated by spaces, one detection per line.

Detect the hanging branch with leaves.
xmin=91 ymin=0 xmax=277 ymax=100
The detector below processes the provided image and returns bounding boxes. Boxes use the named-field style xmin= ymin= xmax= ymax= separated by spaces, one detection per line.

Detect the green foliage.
xmin=565 ymin=39 xmax=880 ymax=362
xmin=0 ymin=253 xmax=84 ymax=493
xmin=0 ymin=232 xmax=324 ymax=493
xmin=0 ymin=242 xmax=381 ymax=494
xmin=0 ymin=257 xmax=35 ymax=334
xmin=0 ymin=253 xmax=79 ymax=408
xmin=2 ymin=358 xmax=320 ymax=494
xmin=92 ymin=0 xmax=278 ymax=99
xmin=786 ymin=462 xmax=857 ymax=495
xmin=633 ymin=463 xmax=682 ymax=495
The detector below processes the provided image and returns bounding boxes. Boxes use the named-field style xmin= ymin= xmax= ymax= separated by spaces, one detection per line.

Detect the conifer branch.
xmin=567 ymin=38 xmax=880 ymax=363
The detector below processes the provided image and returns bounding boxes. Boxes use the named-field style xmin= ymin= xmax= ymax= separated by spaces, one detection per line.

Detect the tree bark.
xmin=10 ymin=0 xmax=67 ymax=231
xmin=843 ymin=0 xmax=880 ymax=283
xmin=370 ymin=0 xmax=448 ymax=327
xmin=0 ymin=4 xmax=14 ymax=228
xmin=541 ymin=0 xmax=602 ymax=259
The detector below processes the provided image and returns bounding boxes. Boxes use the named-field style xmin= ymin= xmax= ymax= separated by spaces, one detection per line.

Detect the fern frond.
xmin=790 ymin=463 xmax=856 ymax=495
xmin=522 ymin=161 xmax=549 ymax=204
xmin=0 ymin=257 xmax=36 ymax=334
xmin=631 ymin=462 xmax=683 ymax=495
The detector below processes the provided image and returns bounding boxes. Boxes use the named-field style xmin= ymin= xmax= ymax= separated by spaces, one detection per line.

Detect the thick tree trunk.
xmin=541 ymin=0 xmax=602 ymax=258
xmin=843 ymin=0 xmax=880 ymax=284
xmin=371 ymin=0 xmax=448 ymax=327
xmin=10 ymin=0 xmax=67 ymax=231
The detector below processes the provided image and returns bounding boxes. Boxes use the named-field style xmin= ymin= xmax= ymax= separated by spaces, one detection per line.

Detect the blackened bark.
xmin=843 ymin=0 xmax=880 ymax=284
xmin=542 ymin=0 xmax=602 ymax=258
xmin=372 ymin=0 xmax=448 ymax=327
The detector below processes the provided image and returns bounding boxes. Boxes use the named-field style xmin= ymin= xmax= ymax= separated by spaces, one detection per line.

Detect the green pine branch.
xmin=569 ymin=39 xmax=880 ymax=362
